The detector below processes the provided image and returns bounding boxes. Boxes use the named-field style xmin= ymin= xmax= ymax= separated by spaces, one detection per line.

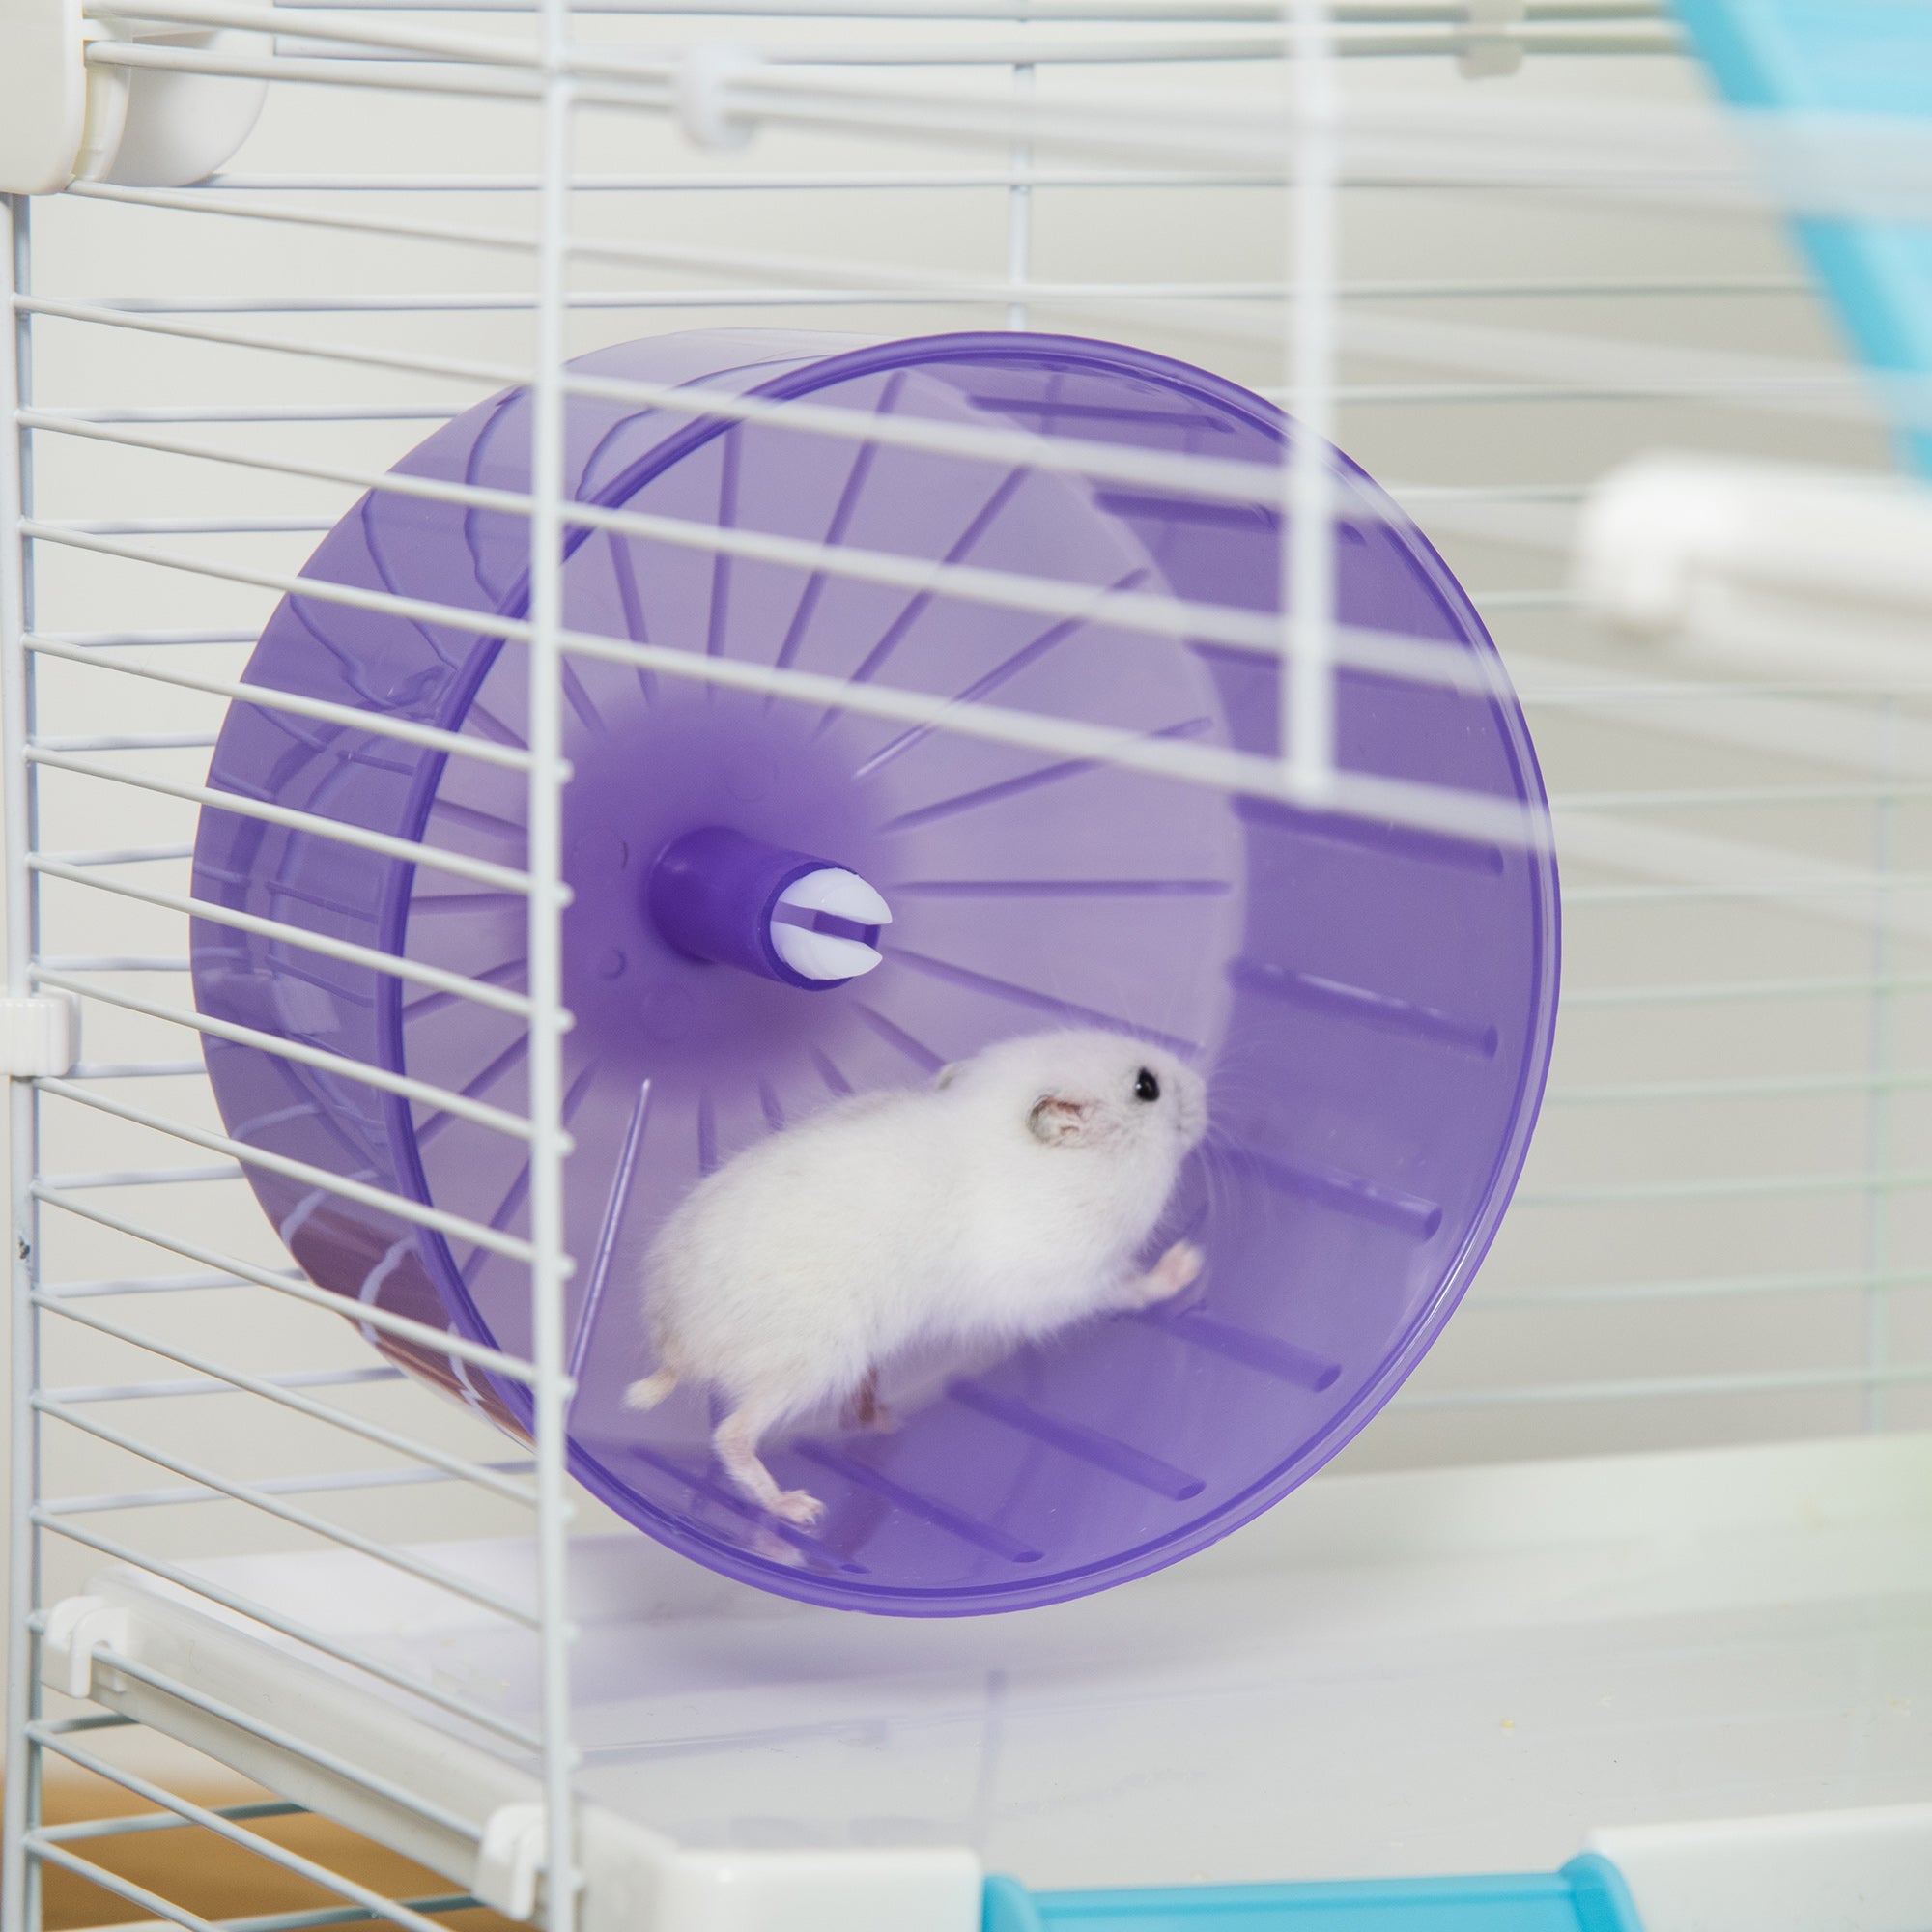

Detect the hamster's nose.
xmin=646 ymin=826 xmax=892 ymax=991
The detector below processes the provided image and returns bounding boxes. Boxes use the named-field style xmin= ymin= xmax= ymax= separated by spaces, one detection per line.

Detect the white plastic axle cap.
xmin=769 ymin=867 xmax=892 ymax=981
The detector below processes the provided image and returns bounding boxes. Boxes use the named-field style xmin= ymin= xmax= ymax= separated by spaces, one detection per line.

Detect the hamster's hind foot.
xmin=715 ymin=1397 xmax=825 ymax=1531
xmin=624 ymin=1368 xmax=679 ymax=1411
xmin=1132 ymin=1239 xmax=1205 ymax=1307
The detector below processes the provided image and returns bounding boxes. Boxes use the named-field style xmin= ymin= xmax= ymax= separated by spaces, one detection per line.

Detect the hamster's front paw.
xmin=1141 ymin=1239 xmax=1205 ymax=1305
xmin=772 ymin=1487 xmax=827 ymax=1528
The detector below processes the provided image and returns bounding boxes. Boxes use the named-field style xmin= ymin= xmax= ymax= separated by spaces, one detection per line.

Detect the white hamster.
xmin=626 ymin=1027 xmax=1208 ymax=1526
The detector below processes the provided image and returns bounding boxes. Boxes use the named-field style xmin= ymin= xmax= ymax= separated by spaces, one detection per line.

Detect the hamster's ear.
xmin=1028 ymin=1094 xmax=1096 ymax=1147
xmin=933 ymin=1063 xmax=963 ymax=1091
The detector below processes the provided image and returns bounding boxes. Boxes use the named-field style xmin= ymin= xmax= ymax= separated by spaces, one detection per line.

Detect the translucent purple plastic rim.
xmin=191 ymin=329 xmax=1560 ymax=1615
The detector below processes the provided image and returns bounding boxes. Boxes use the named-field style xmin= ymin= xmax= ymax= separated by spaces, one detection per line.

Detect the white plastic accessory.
xmin=675 ymin=42 xmax=761 ymax=153
xmin=769 ymin=866 xmax=893 ymax=981
xmin=40 ymin=1594 xmax=131 ymax=1699
xmin=0 ymin=990 xmax=77 ymax=1078
xmin=475 ymin=1802 xmax=551 ymax=1920
xmin=1459 ymin=0 xmax=1524 ymax=78
xmin=0 ymin=0 xmax=267 ymax=193
xmin=1576 ymin=452 xmax=1932 ymax=684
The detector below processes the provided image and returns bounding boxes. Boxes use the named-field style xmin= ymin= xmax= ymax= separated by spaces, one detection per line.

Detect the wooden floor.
xmin=29 ymin=1770 xmax=517 ymax=1930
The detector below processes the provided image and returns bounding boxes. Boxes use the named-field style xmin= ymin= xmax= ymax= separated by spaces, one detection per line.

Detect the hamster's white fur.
xmin=625 ymin=1028 xmax=1208 ymax=1525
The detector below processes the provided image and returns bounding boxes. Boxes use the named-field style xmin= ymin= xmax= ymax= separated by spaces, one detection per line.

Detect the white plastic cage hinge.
xmin=475 ymin=1802 xmax=550 ymax=1920
xmin=675 ymin=42 xmax=761 ymax=153
xmin=41 ymin=1595 xmax=131 ymax=1700
xmin=1459 ymin=0 xmax=1524 ymax=77
xmin=0 ymin=0 xmax=268 ymax=193
xmin=0 ymin=991 xmax=78 ymax=1078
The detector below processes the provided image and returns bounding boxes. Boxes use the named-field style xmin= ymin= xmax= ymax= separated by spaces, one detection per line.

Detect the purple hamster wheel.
xmin=190 ymin=329 xmax=1558 ymax=1616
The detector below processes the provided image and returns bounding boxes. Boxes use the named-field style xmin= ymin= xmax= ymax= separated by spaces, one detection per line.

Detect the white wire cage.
xmin=2 ymin=2 xmax=1930 ymax=1928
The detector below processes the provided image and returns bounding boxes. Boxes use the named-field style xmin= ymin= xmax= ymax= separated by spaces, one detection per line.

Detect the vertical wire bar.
xmin=1864 ymin=695 xmax=1899 ymax=1430
xmin=1005 ymin=41 xmax=1035 ymax=330
xmin=1 ymin=191 xmax=44 ymax=1932
xmin=531 ymin=15 xmax=580 ymax=1931
xmin=1284 ymin=0 xmax=1338 ymax=802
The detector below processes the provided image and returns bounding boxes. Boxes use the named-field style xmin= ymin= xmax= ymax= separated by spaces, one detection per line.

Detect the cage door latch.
xmin=0 ymin=992 xmax=77 ymax=1079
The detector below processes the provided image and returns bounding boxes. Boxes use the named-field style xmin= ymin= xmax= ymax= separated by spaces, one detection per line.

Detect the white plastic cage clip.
xmin=675 ymin=42 xmax=762 ymax=153
xmin=0 ymin=991 xmax=77 ymax=1079
xmin=40 ymin=1595 xmax=131 ymax=1700
xmin=0 ymin=0 xmax=268 ymax=193
xmin=1459 ymin=0 xmax=1525 ymax=78
xmin=475 ymin=1802 xmax=550 ymax=1920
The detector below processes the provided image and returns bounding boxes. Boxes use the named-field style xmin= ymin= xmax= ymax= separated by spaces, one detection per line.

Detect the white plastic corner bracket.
xmin=475 ymin=1802 xmax=550 ymax=1921
xmin=676 ymin=43 xmax=761 ymax=152
xmin=0 ymin=991 xmax=78 ymax=1079
xmin=0 ymin=0 xmax=269 ymax=193
xmin=1459 ymin=0 xmax=1524 ymax=77
xmin=42 ymin=1594 xmax=131 ymax=1700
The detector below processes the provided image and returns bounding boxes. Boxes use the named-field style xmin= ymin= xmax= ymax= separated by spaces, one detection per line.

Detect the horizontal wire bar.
xmin=45 ymin=270 xmax=1804 ymax=318
xmin=1566 ymin=973 xmax=1932 ymax=1009
xmin=30 ymin=860 xmax=537 ymax=1020
xmin=34 ymin=1078 xmax=546 ymax=1265
xmin=22 ymin=1709 xmax=135 ymax=1734
xmin=43 ymin=1360 xmax=400 ymax=1405
xmin=29 ymin=1836 xmax=222 ymax=1932
xmin=35 ymin=1397 xmax=543 ymax=1625
xmin=40 ymin=970 xmax=544 ymax=1146
xmin=114 ymin=164 xmax=1278 ymax=187
xmin=29 ymin=1730 xmax=468 ymax=1932
xmin=43 ymin=630 xmax=545 ymax=781
xmin=558 ymin=615 xmax=1546 ymax=846
xmin=1557 ymin=781 xmax=1932 ymax=809
xmin=1397 ymin=1362 xmax=1932 ymax=1408
xmin=36 ymin=1293 xmax=539 ymax=1503
xmin=1473 ymin=1266 xmax=1932 ymax=1310
xmin=65 ymin=1062 xmax=208 ymax=1081
xmin=37 ymin=958 xmax=194 ymax=974
xmin=34 ymin=1191 xmax=545 ymax=1383
xmin=38 ymin=1457 xmax=535 ymax=1517
xmin=175 ymin=1894 xmax=482 ymax=1932
xmin=1563 ymin=876 xmax=1932 ymax=906
xmin=42 ymin=845 xmax=194 ymax=867
xmin=15 ymin=300 xmax=1293 ymax=505
xmin=37 ymin=518 xmax=335 ymax=537
xmin=26 ymin=744 xmax=544 ymax=898
xmin=1547 ymin=1069 xmax=1932 ymax=1105
xmin=31 ymin=732 xmax=218 ymax=753
xmin=43 ymin=1270 xmax=264 ymax=1298
xmin=39 ymin=1163 xmax=244 ymax=1189
xmin=33 ymin=628 xmax=261 ymax=646
xmin=86 ymin=39 xmax=553 ymax=100
xmin=18 ymin=406 xmax=1391 ymax=660
xmin=26 ymin=1519 xmax=545 ymax=1747
xmin=1518 ymin=1170 xmax=1932 ymax=1208
xmin=18 ymin=501 xmax=1548 ymax=850
xmin=16 ymin=412 xmax=1485 ymax=680
xmin=38 ymin=1800 xmax=302 ymax=1845
xmin=221 ymin=0 xmax=1662 ymax=17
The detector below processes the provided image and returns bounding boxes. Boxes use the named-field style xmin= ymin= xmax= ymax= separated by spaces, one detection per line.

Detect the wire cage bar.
xmin=3 ymin=0 xmax=1930 ymax=1924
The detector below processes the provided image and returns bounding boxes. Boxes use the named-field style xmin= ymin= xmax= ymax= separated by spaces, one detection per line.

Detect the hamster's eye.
xmin=1134 ymin=1067 xmax=1160 ymax=1103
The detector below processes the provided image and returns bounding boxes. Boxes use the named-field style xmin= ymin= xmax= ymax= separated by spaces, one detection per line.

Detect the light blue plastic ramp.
xmin=983 ymin=1855 xmax=1644 ymax=1932
xmin=1672 ymin=0 xmax=1932 ymax=474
